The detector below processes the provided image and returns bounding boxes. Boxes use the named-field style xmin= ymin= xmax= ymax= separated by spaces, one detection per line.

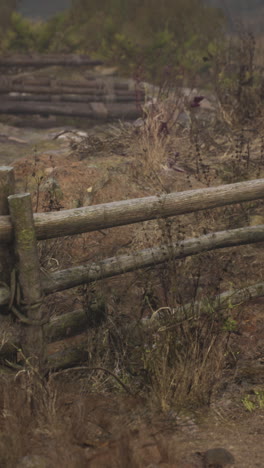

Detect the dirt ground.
xmin=0 ymin=112 xmax=264 ymax=467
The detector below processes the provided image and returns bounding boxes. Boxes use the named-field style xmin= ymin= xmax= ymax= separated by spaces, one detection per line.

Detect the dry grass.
xmin=1 ymin=28 xmax=264 ymax=467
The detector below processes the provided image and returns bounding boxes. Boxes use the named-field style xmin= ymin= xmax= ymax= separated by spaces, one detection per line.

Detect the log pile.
xmin=0 ymin=67 xmax=145 ymax=120
xmin=0 ymin=54 xmax=103 ymax=67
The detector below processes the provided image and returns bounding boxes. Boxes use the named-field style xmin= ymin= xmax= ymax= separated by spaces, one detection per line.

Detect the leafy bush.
xmin=1 ymin=12 xmax=38 ymax=52
xmin=0 ymin=0 xmax=225 ymax=83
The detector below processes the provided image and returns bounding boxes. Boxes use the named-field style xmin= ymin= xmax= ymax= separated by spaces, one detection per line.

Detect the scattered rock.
xmin=203 ymin=448 xmax=235 ymax=467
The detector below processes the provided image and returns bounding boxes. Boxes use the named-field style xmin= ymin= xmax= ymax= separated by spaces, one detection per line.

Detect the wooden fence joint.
xmin=8 ymin=193 xmax=46 ymax=371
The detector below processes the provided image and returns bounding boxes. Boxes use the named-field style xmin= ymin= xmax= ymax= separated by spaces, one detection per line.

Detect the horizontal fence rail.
xmin=1 ymin=165 xmax=264 ymax=373
xmin=41 ymin=224 xmax=264 ymax=294
xmin=1 ymin=281 xmax=264 ymax=370
xmin=1 ymin=178 xmax=264 ymax=243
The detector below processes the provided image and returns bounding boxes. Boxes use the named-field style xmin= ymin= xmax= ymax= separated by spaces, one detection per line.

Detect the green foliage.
xmin=242 ymin=391 xmax=264 ymax=412
xmin=222 ymin=316 xmax=237 ymax=332
xmin=0 ymin=0 xmax=225 ymax=83
xmin=0 ymin=0 xmax=18 ymax=31
xmin=2 ymin=12 xmax=38 ymax=52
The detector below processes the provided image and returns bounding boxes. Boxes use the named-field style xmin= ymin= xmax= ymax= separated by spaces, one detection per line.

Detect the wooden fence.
xmin=0 ymin=54 xmax=144 ymax=120
xmin=0 ymin=166 xmax=264 ymax=372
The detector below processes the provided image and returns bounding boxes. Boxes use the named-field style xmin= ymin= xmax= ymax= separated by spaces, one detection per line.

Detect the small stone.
xmin=203 ymin=447 xmax=235 ymax=467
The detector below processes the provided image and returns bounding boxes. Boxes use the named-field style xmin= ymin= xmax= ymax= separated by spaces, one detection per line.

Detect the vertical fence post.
xmin=0 ymin=167 xmax=15 ymax=314
xmin=8 ymin=193 xmax=45 ymax=371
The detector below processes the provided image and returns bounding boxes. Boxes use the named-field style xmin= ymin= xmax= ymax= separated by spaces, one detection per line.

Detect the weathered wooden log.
xmin=0 ymin=309 xmax=84 ymax=356
xmin=2 ymin=345 xmax=88 ymax=372
xmin=47 ymin=342 xmax=88 ymax=370
xmin=44 ymin=281 xmax=264 ymax=371
xmin=9 ymin=77 xmax=138 ymax=91
xmin=0 ymin=101 xmax=141 ymax=119
xmin=0 ymin=54 xmax=103 ymax=67
xmin=8 ymin=193 xmax=45 ymax=369
xmin=1 ymin=281 xmax=264 ymax=368
xmin=44 ymin=309 xmax=90 ymax=343
xmin=4 ymin=93 xmax=144 ymax=103
xmin=147 ymin=282 xmax=264 ymax=323
xmin=42 ymin=224 xmax=264 ymax=294
xmin=11 ymin=78 xmax=98 ymax=87
xmin=1 ymin=178 xmax=264 ymax=244
xmin=0 ymin=308 xmax=92 ymax=356
xmin=0 ymin=167 xmax=15 ymax=314
xmin=0 ymin=85 xmax=144 ymax=97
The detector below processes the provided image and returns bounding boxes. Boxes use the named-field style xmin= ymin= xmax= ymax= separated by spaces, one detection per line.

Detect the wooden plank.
xmin=1 ymin=178 xmax=264 ymax=244
xmin=8 ymin=193 xmax=45 ymax=370
xmin=42 ymin=224 xmax=264 ymax=294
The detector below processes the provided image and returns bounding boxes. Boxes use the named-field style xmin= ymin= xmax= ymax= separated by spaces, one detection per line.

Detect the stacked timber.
xmin=0 ymin=54 xmax=104 ymax=67
xmin=0 ymin=74 xmax=145 ymax=120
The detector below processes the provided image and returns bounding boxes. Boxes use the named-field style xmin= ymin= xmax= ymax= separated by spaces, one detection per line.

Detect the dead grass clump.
xmin=0 ymin=371 xmax=90 ymax=467
xmin=141 ymin=307 xmax=229 ymax=411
